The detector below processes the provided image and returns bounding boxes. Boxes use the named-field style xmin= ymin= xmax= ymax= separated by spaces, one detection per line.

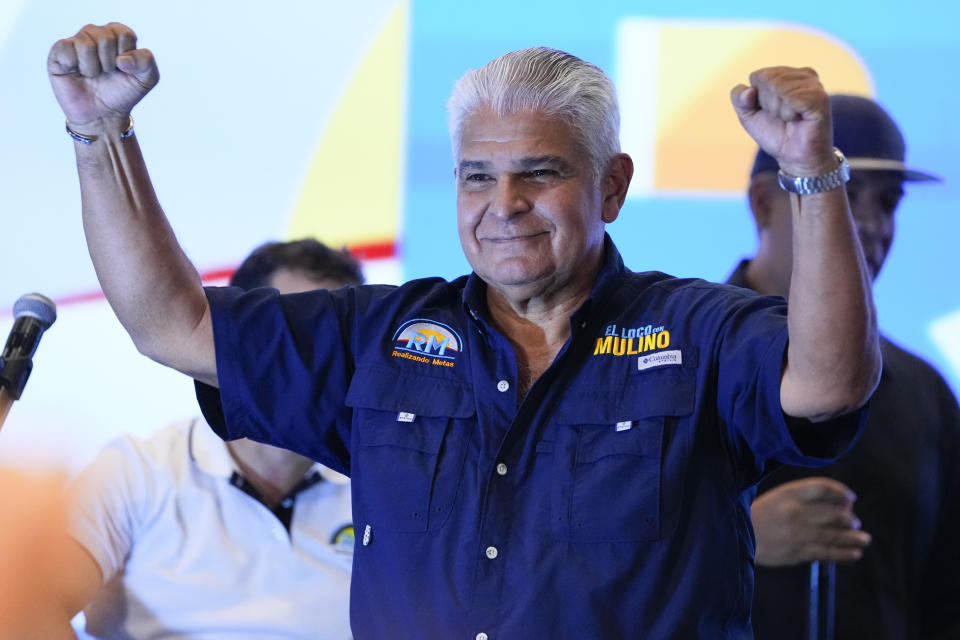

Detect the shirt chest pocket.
xmin=551 ymin=369 xmax=695 ymax=543
xmin=345 ymin=367 xmax=474 ymax=533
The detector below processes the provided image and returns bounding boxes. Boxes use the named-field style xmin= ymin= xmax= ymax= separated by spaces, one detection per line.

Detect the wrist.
xmin=777 ymin=156 xmax=840 ymax=177
xmin=777 ymin=148 xmax=849 ymax=195
xmin=65 ymin=114 xmax=134 ymax=145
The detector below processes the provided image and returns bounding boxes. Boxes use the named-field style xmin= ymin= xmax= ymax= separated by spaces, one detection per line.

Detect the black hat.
xmin=751 ymin=94 xmax=940 ymax=182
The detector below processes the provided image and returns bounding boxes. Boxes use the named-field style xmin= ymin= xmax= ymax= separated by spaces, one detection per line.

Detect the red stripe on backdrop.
xmin=0 ymin=240 xmax=398 ymax=316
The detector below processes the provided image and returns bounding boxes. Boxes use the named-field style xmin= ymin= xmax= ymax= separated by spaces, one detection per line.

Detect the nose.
xmin=489 ymin=175 xmax=532 ymax=219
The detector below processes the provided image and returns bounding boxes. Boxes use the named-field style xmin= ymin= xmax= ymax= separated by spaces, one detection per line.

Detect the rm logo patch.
xmin=391 ymin=319 xmax=462 ymax=368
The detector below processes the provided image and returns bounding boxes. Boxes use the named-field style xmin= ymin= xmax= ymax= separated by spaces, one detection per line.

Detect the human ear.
xmin=601 ymin=153 xmax=634 ymax=224
xmin=748 ymin=172 xmax=779 ymax=230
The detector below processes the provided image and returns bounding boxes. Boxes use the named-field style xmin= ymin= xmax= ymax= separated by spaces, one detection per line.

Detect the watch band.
xmin=777 ymin=148 xmax=850 ymax=195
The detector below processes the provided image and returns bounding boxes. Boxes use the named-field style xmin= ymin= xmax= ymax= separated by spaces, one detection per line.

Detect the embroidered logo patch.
xmin=593 ymin=323 xmax=671 ymax=358
xmin=638 ymin=349 xmax=683 ymax=371
xmin=391 ymin=319 xmax=462 ymax=368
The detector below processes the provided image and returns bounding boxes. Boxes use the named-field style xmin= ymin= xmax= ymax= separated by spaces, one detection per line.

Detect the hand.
xmin=47 ymin=22 xmax=158 ymax=130
xmin=752 ymin=477 xmax=872 ymax=567
xmin=730 ymin=66 xmax=836 ymax=177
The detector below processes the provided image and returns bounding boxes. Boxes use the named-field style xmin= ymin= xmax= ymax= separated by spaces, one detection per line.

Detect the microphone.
xmin=0 ymin=294 xmax=57 ymax=401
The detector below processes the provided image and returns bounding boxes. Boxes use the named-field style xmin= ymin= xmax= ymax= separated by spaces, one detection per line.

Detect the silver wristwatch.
xmin=777 ymin=148 xmax=850 ymax=195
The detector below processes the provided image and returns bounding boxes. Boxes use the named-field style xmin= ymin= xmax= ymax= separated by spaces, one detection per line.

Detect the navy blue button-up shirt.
xmin=198 ymin=237 xmax=863 ymax=639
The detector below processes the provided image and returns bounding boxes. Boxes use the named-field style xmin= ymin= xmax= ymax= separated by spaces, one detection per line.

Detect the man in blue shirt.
xmin=49 ymin=24 xmax=880 ymax=638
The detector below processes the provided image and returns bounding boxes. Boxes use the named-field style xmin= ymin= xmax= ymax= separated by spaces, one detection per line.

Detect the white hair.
xmin=447 ymin=47 xmax=621 ymax=182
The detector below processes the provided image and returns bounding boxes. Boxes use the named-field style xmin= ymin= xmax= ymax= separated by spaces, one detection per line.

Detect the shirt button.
xmin=476 ymin=633 xmax=489 ymax=640
xmin=496 ymin=463 xmax=508 ymax=476
xmin=485 ymin=545 xmax=499 ymax=559
xmin=496 ymin=380 xmax=510 ymax=392
xmin=281 ymin=498 xmax=293 ymax=508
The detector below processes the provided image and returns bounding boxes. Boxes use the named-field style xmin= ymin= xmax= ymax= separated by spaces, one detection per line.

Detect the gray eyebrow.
xmin=517 ymin=155 xmax=572 ymax=171
xmin=457 ymin=156 xmax=574 ymax=173
xmin=458 ymin=160 xmax=489 ymax=172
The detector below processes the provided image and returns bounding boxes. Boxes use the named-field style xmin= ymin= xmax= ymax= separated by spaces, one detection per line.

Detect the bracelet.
xmin=65 ymin=115 xmax=134 ymax=145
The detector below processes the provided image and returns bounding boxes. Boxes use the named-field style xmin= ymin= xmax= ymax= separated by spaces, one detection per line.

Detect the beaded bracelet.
xmin=65 ymin=115 xmax=134 ymax=145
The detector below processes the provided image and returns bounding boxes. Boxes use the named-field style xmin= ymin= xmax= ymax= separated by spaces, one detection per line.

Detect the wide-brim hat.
xmin=751 ymin=94 xmax=941 ymax=182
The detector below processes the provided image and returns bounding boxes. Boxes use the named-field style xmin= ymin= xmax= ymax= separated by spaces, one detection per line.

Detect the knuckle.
xmin=74 ymin=36 xmax=93 ymax=52
xmin=114 ymin=23 xmax=137 ymax=38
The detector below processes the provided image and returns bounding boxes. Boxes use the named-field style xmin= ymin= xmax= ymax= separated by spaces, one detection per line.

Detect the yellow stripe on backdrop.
xmin=618 ymin=20 xmax=874 ymax=196
xmin=288 ymin=1 xmax=408 ymax=251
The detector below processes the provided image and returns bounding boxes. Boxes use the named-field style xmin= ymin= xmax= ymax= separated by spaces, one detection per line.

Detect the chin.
xmin=482 ymin=263 xmax=553 ymax=289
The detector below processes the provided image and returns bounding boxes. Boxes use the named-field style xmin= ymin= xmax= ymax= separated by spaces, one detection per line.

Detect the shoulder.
xmin=878 ymin=336 xmax=959 ymax=412
xmin=351 ymin=276 xmax=469 ymax=310
xmin=881 ymin=336 xmax=948 ymax=381
xmin=76 ymin=421 xmax=195 ymax=491
xmin=880 ymin=337 xmax=959 ymax=405
xmin=625 ymin=270 xmax=767 ymax=300
xmin=621 ymin=270 xmax=784 ymax=320
xmin=872 ymin=338 xmax=960 ymax=453
xmin=205 ymin=276 xmax=468 ymax=319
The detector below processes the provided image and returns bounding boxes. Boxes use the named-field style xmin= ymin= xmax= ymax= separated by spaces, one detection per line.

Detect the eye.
xmin=463 ymin=173 xmax=491 ymax=182
xmin=526 ymin=169 xmax=558 ymax=179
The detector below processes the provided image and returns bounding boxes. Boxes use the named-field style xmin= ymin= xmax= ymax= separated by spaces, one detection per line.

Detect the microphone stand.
xmin=809 ymin=561 xmax=837 ymax=640
xmin=0 ymin=386 xmax=13 ymax=430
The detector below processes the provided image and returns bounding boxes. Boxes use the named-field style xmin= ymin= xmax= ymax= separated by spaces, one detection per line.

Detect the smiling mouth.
xmin=481 ymin=232 xmax=549 ymax=243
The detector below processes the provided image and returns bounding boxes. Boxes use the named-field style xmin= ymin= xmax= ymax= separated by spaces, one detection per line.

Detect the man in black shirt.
xmin=733 ymin=94 xmax=960 ymax=639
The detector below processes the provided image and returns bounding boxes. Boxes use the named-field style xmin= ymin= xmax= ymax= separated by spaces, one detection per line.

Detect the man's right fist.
xmin=48 ymin=23 xmax=158 ymax=132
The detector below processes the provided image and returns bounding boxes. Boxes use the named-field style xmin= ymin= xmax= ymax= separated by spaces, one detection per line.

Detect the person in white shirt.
xmin=50 ymin=239 xmax=363 ymax=640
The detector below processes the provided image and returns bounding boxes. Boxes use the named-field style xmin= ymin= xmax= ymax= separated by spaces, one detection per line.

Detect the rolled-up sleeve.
xmin=713 ymin=289 xmax=866 ymax=482
xmin=195 ymin=285 xmax=357 ymax=476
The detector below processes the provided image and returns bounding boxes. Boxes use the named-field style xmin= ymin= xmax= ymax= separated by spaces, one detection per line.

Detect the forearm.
xmin=74 ymin=116 xmax=216 ymax=385
xmin=782 ymin=187 xmax=881 ymax=419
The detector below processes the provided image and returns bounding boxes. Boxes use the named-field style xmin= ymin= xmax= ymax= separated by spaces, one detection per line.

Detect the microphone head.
xmin=13 ymin=294 xmax=57 ymax=329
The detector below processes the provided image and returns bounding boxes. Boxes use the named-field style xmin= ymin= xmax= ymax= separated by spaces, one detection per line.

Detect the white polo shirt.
xmin=70 ymin=419 xmax=353 ymax=639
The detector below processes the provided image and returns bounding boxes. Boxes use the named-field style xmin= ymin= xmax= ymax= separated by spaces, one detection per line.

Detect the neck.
xmin=226 ymin=439 xmax=315 ymax=509
xmin=744 ymin=248 xmax=790 ymax=298
xmin=485 ymin=254 xmax=601 ymax=398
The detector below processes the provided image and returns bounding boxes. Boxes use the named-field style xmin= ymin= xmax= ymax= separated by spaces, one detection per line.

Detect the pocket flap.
xmin=555 ymin=368 xmax=695 ymax=424
xmin=345 ymin=366 xmax=475 ymax=418
xmin=576 ymin=420 xmax=662 ymax=464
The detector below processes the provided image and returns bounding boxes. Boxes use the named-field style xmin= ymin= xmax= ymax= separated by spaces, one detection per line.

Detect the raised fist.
xmin=48 ymin=22 xmax=158 ymax=130
xmin=731 ymin=66 xmax=836 ymax=177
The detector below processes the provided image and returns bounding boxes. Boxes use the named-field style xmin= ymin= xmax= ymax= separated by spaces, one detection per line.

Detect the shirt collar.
xmin=189 ymin=417 xmax=240 ymax=478
xmin=725 ymin=259 xmax=752 ymax=289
